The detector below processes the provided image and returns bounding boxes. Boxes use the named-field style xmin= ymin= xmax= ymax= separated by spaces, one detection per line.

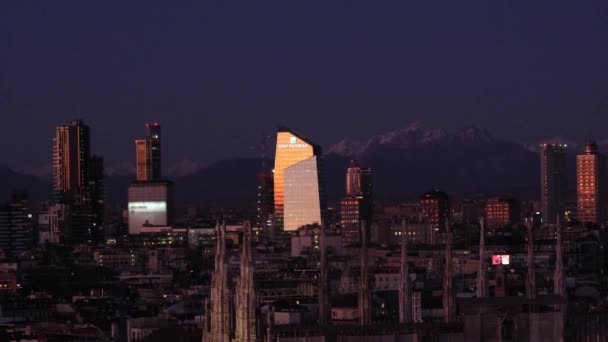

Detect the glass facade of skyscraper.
xmin=273 ymin=127 xmax=322 ymax=231
xmin=284 ymin=156 xmax=323 ymax=231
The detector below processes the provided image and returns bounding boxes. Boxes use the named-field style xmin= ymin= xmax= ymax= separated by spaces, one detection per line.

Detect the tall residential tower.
xmin=577 ymin=141 xmax=605 ymax=224
xmin=540 ymin=144 xmax=567 ymax=224
xmin=53 ymin=120 xmax=90 ymax=203
xmin=135 ymin=123 xmax=162 ymax=181
xmin=340 ymin=164 xmax=373 ymax=245
xmin=53 ymin=119 xmax=103 ymax=244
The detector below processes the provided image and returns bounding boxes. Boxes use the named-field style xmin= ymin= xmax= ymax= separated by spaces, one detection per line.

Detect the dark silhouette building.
xmin=0 ymin=194 xmax=32 ymax=256
xmin=540 ymin=144 xmax=568 ymax=224
xmin=53 ymin=119 xmax=102 ymax=244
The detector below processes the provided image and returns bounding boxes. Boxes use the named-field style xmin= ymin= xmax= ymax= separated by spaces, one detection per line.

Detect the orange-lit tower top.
xmin=576 ymin=140 xmax=605 ymax=224
xmin=53 ymin=119 xmax=90 ymax=202
xmin=134 ymin=122 xmax=162 ymax=181
xmin=273 ymin=127 xmax=321 ymax=229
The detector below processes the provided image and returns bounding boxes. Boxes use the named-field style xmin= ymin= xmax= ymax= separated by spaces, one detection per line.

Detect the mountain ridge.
xmin=2 ymin=124 xmax=602 ymax=207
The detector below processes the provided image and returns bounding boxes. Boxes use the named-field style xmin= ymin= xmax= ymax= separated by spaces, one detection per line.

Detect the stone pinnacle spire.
xmin=235 ymin=221 xmax=257 ymax=342
xmin=399 ymin=219 xmax=412 ymax=323
xmin=554 ymin=216 xmax=565 ymax=297
xmin=265 ymin=306 xmax=274 ymax=342
xmin=318 ymin=225 xmax=329 ymax=325
xmin=477 ymin=217 xmax=487 ymax=298
xmin=526 ymin=219 xmax=537 ymax=300
xmin=208 ymin=221 xmax=231 ymax=342
xmin=443 ymin=220 xmax=455 ymax=322
xmin=358 ymin=221 xmax=372 ymax=325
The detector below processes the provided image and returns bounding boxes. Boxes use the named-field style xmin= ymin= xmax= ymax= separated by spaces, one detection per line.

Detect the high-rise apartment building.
xmin=273 ymin=127 xmax=323 ymax=231
xmin=346 ymin=166 xmax=373 ymax=197
xmin=540 ymin=144 xmax=567 ymax=224
xmin=484 ymin=197 xmax=521 ymax=229
xmin=419 ymin=190 xmax=449 ymax=243
xmin=256 ymin=169 xmax=274 ymax=230
xmin=135 ymin=123 xmax=162 ymax=181
xmin=135 ymin=139 xmax=148 ymax=181
xmin=340 ymin=166 xmax=373 ymax=246
xmin=0 ymin=194 xmax=32 ymax=256
xmin=88 ymin=155 xmax=104 ymax=244
xmin=147 ymin=123 xmax=162 ymax=179
xmin=53 ymin=120 xmax=90 ymax=203
xmin=577 ymin=141 xmax=606 ymax=224
xmin=53 ymin=119 xmax=103 ymax=244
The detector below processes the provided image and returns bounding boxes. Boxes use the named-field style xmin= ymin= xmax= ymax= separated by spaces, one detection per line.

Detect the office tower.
xmin=135 ymin=139 xmax=148 ymax=181
xmin=88 ymin=155 xmax=104 ymax=244
xmin=53 ymin=119 xmax=100 ymax=244
xmin=284 ymin=156 xmax=324 ymax=232
xmin=0 ymin=194 xmax=32 ymax=256
xmin=135 ymin=123 xmax=162 ymax=181
xmin=273 ymin=127 xmax=323 ymax=231
xmin=341 ymin=165 xmax=373 ymax=245
xmin=146 ymin=123 xmax=162 ymax=179
xmin=256 ymin=169 xmax=274 ymax=230
xmin=577 ymin=141 xmax=606 ymax=224
xmin=419 ymin=190 xmax=449 ymax=243
xmin=127 ymin=181 xmax=174 ymax=234
xmin=53 ymin=119 xmax=90 ymax=203
xmin=540 ymin=144 xmax=568 ymax=224
xmin=484 ymin=197 xmax=521 ymax=229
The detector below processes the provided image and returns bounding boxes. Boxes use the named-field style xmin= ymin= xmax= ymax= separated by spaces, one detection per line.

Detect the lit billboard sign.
xmin=277 ymin=136 xmax=309 ymax=149
xmin=491 ymin=255 xmax=510 ymax=265
xmin=128 ymin=201 xmax=167 ymax=233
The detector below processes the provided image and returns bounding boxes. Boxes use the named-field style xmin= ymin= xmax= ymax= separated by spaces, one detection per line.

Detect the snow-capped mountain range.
xmin=328 ymin=123 xmax=496 ymax=157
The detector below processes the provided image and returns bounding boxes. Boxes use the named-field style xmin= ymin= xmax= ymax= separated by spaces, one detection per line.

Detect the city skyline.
xmin=6 ymin=121 xmax=608 ymax=179
xmin=3 ymin=1 xmax=608 ymax=171
xmin=2 ymin=3 xmax=607 ymax=341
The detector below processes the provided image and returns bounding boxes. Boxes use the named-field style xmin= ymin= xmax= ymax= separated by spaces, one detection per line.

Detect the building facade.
xmin=577 ymin=141 xmax=605 ymax=224
xmin=127 ymin=181 xmax=174 ymax=234
xmin=0 ymin=194 xmax=32 ymax=256
xmin=53 ymin=119 xmax=103 ymax=244
xmin=53 ymin=120 xmax=90 ymax=203
xmin=484 ymin=197 xmax=521 ymax=229
xmin=341 ymin=166 xmax=373 ymax=246
xmin=135 ymin=123 xmax=162 ymax=181
xmin=540 ymin=144 xmax=567 ymax=224
xmin=419 ymin=190 xmax=449 ymax=243
xmin=273 ymin=127 xmax=323 ymax=231
xmin=284 ymin=156 xmax=323 ymax=232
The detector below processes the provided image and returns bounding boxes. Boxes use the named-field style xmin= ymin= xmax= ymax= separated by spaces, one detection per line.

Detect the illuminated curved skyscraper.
xmin=273 ymin=127 xmax=324 ymax=231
